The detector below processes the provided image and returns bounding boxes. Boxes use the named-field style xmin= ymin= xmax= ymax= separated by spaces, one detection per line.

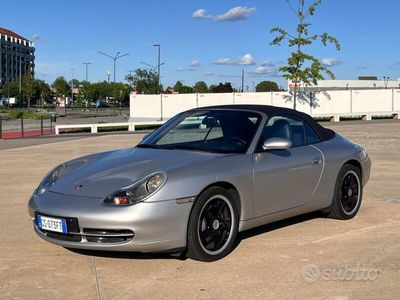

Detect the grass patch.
xmin=8 ymin=111 xmax=50 ymax=120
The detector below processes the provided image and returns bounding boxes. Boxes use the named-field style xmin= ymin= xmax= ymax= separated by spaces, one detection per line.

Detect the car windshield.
xmin=138 ymin=110 xmax=261 ymax=154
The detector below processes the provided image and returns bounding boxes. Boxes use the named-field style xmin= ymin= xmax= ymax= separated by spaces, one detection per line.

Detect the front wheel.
xmin=328 ymin=164 xmax=363 ymax=220
xmin=187 ymin=187 xmax=239 ymax=262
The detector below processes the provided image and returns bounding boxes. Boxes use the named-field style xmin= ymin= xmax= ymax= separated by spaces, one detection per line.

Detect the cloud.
xmin=357 ymin=65 xmax=370 ymax=69
xmin=31 ymin=34 xmax=41 ymax=42
xmin=320 ymin=57 xmax=341 ymax=67
xmin=204 ymin=72 xmax=214 ymax=76
xmin=190 ymin=60 xmax=200 ymax=67
xmin=192 ymin=9 xmax=208 ymax=19
xmin=248 ymin=64 xmax=280 ymax=77
xmin=176 ymin=67 xmax=185 ymax=71
xmin=193 ymin=6 xmax=256 ymax=22
xmin=214 ymin=53 xmax=255 ymax=66
xmin=188 ymin=67 xmax=196 ymax=71
xmin=260 ymin=61 xmax=275 ymax=67
xmin=214 ymin=58 xmax=232 ymax=65
xmin=237 ymin=53 xmax=255 ymax=65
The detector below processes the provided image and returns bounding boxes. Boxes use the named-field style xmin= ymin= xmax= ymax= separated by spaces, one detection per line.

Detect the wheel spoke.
xmin=198 ymin=196 xmax=233 ymax=254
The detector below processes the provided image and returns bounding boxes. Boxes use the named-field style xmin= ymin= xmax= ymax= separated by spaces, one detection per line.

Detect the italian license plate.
xmin=37 ymin=215 xmax=67 ymax=234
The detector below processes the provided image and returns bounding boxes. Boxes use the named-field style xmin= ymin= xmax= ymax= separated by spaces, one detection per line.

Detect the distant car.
xmin=28 ymin=105 xmax=371 ymax=261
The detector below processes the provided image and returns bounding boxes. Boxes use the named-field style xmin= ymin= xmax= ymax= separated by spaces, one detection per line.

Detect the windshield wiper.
xmin=136 ymin=144 xmax=160 ymax=149
xmin=162 ymin=145 xmax=225 ymax=153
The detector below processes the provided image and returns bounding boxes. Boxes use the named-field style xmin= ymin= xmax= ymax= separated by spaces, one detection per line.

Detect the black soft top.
xmin=193 ymin=104 xmax=336 ymax=142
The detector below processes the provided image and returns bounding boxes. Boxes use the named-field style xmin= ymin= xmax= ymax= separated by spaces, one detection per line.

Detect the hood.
xmin=49 ymin=147 xmax=222 ymax=198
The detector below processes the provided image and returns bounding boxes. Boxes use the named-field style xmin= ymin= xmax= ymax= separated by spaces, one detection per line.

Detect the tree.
xmin=270 ymin=0 xmax=340 ymax=109
xmin=193 ymin=81 xmax=208 ymax=93
xmin=6 ymin=81 xmax=20 ymax=98
xmin=52 ymin=76 xmax=70 ymax=96
xmin=179 ymin=85 xmax=194 ymax=94
xmin=22 ymin=74 xmax=36 ymax=109
xmin=210 ymin=82 xmax=234 ymax=93
xmin=256 ymin=81 xmax=279 ymax=92
xmin=173 ymin=81 xmax=183 ymax=92
xmin=126 ymin=68 xmax=158 ymax=94
xmin=36 ymin=80 xmax=52 ymax=104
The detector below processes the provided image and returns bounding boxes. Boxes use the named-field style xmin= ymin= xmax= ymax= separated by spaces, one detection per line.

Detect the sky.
xmin=2 ymin=0 xmax=400 ymax=89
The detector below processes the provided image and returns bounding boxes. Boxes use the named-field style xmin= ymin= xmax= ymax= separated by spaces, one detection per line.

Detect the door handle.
xmin=312 ymin=158 xmax=322 ymax=165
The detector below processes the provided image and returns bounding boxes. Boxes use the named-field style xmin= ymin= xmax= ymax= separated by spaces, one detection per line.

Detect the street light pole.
xmin=82 ymin=62 xmax=92 ymax=82
xmin=153 ymin=44 xmax=161 ymax=94
xmin=383 ymin=76 xmax=390 ymax=89
xmin=70 ymin=68 xmax=75 ymax=106
xmin=98 ymin=51 xmax=129 ymax=83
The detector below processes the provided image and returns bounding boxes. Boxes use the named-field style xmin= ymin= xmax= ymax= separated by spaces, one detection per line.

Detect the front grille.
xmin=82 ymin=229 xmax=134 ymax=243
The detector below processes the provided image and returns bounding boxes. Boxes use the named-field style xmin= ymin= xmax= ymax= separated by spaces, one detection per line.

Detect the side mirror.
xmin=262 ymin=137 xmax=292 ymax=150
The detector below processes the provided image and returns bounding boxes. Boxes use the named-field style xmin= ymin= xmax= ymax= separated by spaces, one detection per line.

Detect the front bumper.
xmin=28 ymin=191 xmax=193 ymax=252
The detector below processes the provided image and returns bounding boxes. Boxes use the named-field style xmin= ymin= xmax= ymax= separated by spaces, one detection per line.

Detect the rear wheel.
xmin=328 ymin=164 xmax=363 ymax=220
xmin=187 ymin=187 xmax=239 ymax=262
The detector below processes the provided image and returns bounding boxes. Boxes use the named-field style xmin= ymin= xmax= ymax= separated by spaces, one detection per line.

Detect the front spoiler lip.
xmin=32 ymin=223 xmax=184 ymax=252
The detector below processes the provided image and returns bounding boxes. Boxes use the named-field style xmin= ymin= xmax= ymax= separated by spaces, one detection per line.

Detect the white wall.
xmin=130 ymin=89 xmax=399 ymax=121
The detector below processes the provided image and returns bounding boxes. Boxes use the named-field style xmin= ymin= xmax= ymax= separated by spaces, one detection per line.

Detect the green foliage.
xmin=36 ymin=80 xmax=52 ymax=103
xmin=52 ymin=76 xmax=71 ymax=96
xmin=8 ymin=110 xmax=49 ymax=119
xmin=210 ymin=82 xmax=234 ymax=93
xmin=173 ymin=81 xmax=183 ymax=92
xmin=126 ymin=68 xmax=158 ymax=94
xmin=255 ymin=81 xmax=279 ymax=92
xmin=270 ymin=0 xmax=340 ymax=109
xmin=22 ymin=74 xmax=36 ymax=109
xmin=193 ymin=81 xmax=208 ymax=93
xmin=6 ymin=81 xmax=20 ymax=98
xmin=178 ymin=85 xmax=194 ymax=94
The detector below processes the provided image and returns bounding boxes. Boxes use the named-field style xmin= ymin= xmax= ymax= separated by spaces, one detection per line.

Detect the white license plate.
xmin=37 ymin=215 xmax=67 ymax=234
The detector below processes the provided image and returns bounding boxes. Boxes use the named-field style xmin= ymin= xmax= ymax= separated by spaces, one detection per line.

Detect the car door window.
xmin=304 ymin=122 xmax=321 ymax=144
xmin=259 ymin=115 xmax=307 ymax=149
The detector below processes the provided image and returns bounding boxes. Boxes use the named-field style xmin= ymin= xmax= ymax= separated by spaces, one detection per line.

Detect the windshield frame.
xmin=138 ymin=109 xmax=266 ymax=154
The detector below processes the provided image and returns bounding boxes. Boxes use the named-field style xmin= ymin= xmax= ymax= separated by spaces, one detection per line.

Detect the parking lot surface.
xmin=0 ymin=121 xmax=399 ymax=299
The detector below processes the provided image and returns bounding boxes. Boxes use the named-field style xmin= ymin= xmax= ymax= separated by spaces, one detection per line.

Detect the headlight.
xmin=103 ymin=172 xmax=166 ymax=206
xmin=35 ymin=164 xmax=66 ymax=195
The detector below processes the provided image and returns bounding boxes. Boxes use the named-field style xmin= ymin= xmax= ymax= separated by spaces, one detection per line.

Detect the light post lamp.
xmin=153 ymin=44 xmax=161 ymax=94
xmin=82 ymin=62 xmax=92 ymax=82
xmin=97 ymin=51 xmax=129 ymax=83
xmin=383 ymin=76 xmax=390 ymax=89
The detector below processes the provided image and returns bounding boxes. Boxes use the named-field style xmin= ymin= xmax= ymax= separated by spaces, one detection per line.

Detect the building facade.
xmin=0 ymin=28 xmax=35 ymax=88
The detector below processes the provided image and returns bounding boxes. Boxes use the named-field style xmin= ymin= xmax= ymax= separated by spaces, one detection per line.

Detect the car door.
xmin=252 ymin=114 xmax=323 ymax=217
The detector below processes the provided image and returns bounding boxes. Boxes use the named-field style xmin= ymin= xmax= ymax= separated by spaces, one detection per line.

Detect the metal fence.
xmin=0 ymin=116 xmax=56 ymax=140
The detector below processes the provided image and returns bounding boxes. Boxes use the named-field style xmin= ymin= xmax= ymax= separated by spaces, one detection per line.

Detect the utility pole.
xmin=19 ymin=59 xmax=22 ymax=94
xmin=153 ymin=44 xmax=161 ymax=94
xmin=82 ymin=62 xmax=92 ymax=82
xmin=241 ymin=69 xmax=244 ymax=92
xmin=98 ymin=51 xmax=129 ymax=83
xmin=70 ymin=68 xmax=75 ymax=106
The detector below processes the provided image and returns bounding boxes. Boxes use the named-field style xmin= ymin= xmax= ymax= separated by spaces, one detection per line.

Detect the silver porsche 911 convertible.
xmin=28 ymin=105 xmax=371 ymax=261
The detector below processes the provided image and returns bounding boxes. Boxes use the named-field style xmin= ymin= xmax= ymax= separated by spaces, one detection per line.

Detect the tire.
xmin=328 ymin=164 xmax=363 ymax=220
xmin=187 ymin=186 xmax=239 ymax=262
